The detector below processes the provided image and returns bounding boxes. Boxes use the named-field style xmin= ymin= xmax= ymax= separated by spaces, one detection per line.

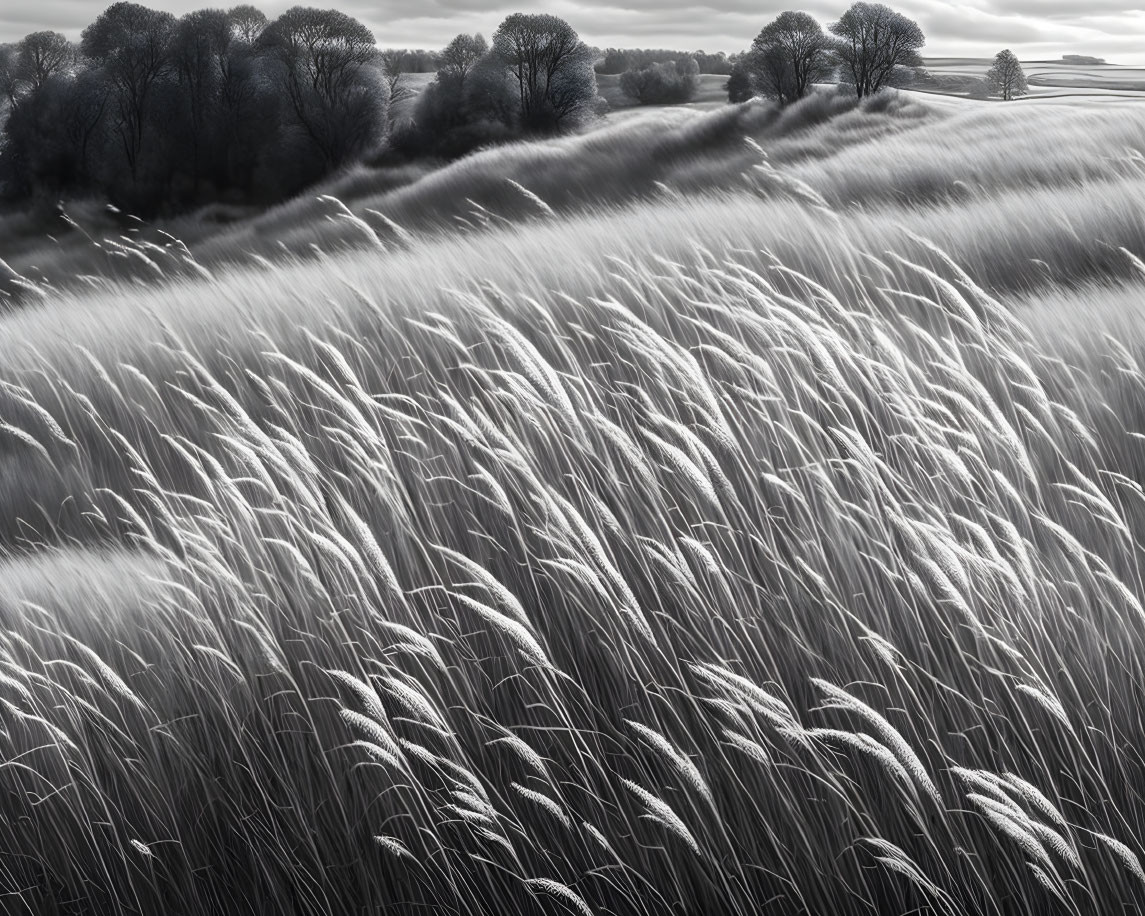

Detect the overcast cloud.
xmin=3 ymin=0 xmax=1144 ymax=62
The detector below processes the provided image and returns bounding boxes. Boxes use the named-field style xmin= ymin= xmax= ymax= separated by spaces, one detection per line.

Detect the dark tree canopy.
xmin=986 ymin=49 xmax=1028 ymax=101
xmin=169 ymin=10 xmax=234 ymax=191
xmin=751 ymin=45 xmax=797 ymax=106
xmin=390 ymin=30 xmax=512 ymax=160
xmin=597 ymin=48 xmax=630 ymax=74
xmin=390 ymin=17 xmax=596 ymax=163
xmin=0 ymin=3 xmax=605 ymax=218
xmin=438 ymin=32 xmax=488 ymax=86
xmin=172 ymin=11 xmax=233 ymax=105
xmin=15 ymin=32 xmax=73 ymax=93
xmin=492 ymin=13 xmax=597 ymax=132
xmin=829 ymin=2 xmax=924 ymax=98
xmin=81 ymin=3 xmax=177 ymax=179
xmin=1 ymin=3 xmax=383 ymax=214
xmin=258 ymin=6 xmax=386 ymax=168
xmin=258 ymin=7 xmax=377 ymax=103
xmin=749 ymin=12 xmax=833 ymax=106
xmin=81 ymin=3 xmax=175 ymax=80
xmin=0 ymin=63 xmax=111 ymax=200
xmin=725 ymin=62 xmax=754 ymax=103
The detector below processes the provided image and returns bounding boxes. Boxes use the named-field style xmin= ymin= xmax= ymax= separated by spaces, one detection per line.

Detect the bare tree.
xmin=81 ymin=2 xmax=176 ymax=180
xmin=15 ymin=31 xmax=73 ymax=93
xmin=438 ymin=33 xmax=487 ymax=88
xmin=258 ymin=7 xmax=386 ymax=168
xmin=0 ymin=45 xmax=18 ymax=108
xmin=986 ymin=49 xmax=1028 ymax=101
xmin=228 ymin=5 xmax=268 ymax=44
xmin=829 ymin=2 xmax=924 ymax=99
xmin=491 ymin=14 xmax=597 ymax=132
xmin=752 ymin=45 xmax=797 ymax=106
xmin=750 ymin=12 xmax=833 ymax=106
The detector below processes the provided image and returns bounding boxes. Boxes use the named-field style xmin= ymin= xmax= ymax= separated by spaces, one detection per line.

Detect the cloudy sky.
xmin=3 ymin=0 xmax=1144 ymax=62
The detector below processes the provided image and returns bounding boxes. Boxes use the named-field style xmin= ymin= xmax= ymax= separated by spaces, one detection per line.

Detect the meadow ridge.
xmin=4 ymin=88 xmax=1145 ymax=915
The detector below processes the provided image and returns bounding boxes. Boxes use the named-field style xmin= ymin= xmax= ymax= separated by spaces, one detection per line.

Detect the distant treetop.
xmin=1061 ymin=54 xmax=1106 ymax=65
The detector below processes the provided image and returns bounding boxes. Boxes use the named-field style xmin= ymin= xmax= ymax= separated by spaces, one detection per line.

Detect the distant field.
xmin=920 ymin=57 xmax=1145 ymax=100
xmin=390 ymin=64 xmax=1145 ymax=120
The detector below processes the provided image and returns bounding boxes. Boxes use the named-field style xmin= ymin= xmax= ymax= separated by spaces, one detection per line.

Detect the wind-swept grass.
xmin=1 ymin=90 xmax=1145 ymax=916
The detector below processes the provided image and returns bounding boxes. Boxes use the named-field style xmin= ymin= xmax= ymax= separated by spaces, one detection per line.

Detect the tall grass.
xmin=1 ymin=91 xmax=1145 ymax=915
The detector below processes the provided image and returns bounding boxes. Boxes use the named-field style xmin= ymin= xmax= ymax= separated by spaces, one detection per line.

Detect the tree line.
xmin=723 ymin=4 xmax=1031 ymax=108
xmin=723 ymin=3 xmax=926 ymax=106
xmin=0 ymin=4 xmax=601 ymax=217
xmin=0 ymin=2 xmax=1037 ymax=219
xmin=0 ymin=4 xmax=390 ymax=215
xmin=596 ymin=49 xmax=736 ymax=75
xmin=386 ymin=15 xmax=599 ymax=162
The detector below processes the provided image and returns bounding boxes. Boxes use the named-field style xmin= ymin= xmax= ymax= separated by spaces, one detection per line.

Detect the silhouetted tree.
xmin=14 ymin=32 xmax=73 ymax=93
xmin=753 ymin=46 xmax=795 ymax=105
xmin=396 ymin=35 xmax=515 ymax=160
xmin=2 ymin=3 xmax=607 ymax=213
xmin=749 ymin=12 xmax=832 ymax=105
xmin=81 ymin=2 xmax=176 ymax=181
xmin=56 ymin=70 xmax=112 ymax=187
xmin=212 ymin=12 xmax=278 ymax=194
xmin=725 ymin=61 xmax=754 ymax=102
xmin=0 ymin=68 xmax=109 ymax=199
xmin=170 ymin=9 xmax=233 ymax=195
xmin=228 ymin=4 xmax=267 ymax=43
xmin=491 ymin=14 xmax=597 ymax=132
xmin=829 ymin=2 xmax=924 ymax=98
xmin=0 ymin=44 xmax=19 ymax=107
xmin=438 ymin=33 xmax=487 ymax=87
xmin=464 ymin=52 xmax=517 ymax=126
xmin=986 ymin=49 xmax=1027 ymax=101
xmin=258 ymin=7 xmax=386 ymax=170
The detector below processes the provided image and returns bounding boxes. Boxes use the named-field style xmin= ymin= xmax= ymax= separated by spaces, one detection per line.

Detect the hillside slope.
xmin=1 ymin=91 xmax=1145 ymax=915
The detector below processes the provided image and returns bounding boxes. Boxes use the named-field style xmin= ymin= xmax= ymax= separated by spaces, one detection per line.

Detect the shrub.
xmin=392 ymin=54 xmax=519 ymax=161
xmin=725 ymin=63 xmax=755 ymax=103
xmin=619 ymin=58 xmax=700 ymax=105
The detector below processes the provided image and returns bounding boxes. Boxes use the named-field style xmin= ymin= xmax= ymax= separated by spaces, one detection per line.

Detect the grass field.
xmin=3 ymin=87 xmax=1145 ymax=915
xmin=920 ymin=57 xmax=1145 ymax=101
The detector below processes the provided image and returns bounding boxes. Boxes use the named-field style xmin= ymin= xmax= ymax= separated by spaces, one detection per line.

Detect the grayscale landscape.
xmin=1 ymin=3 xmax=1144 ymax=915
